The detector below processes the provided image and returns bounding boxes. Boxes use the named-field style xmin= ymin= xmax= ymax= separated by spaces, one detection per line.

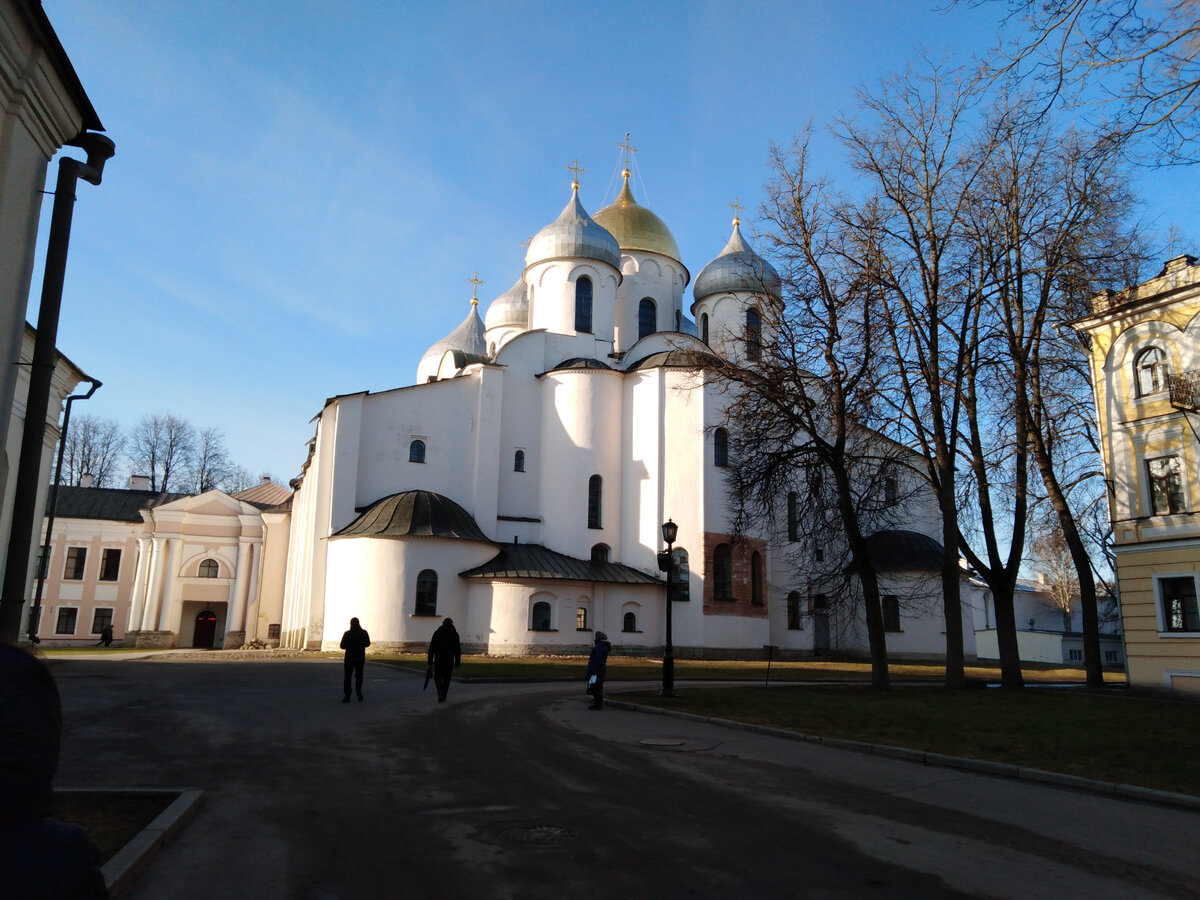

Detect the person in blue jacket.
xmin=585 ymin=631 xmax=611 ymax=710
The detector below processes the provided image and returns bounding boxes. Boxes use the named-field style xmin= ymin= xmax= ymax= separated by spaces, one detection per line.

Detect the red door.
xmin=193 ymin=610 xmax=217 ymax=649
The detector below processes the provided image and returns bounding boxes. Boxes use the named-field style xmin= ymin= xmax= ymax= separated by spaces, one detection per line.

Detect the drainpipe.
xmin=26 ymin=378 xmax=101 ymax=642
xmin=0 ymin=132 xmax=115 ymax=642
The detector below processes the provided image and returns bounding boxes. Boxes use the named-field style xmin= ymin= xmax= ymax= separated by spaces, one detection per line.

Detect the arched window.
xmin=884 ymin=476 xmax=898 ymax=505
xmin=714 ymin=428 xmax=729 ymax=468
xmin=787 ymin=491 xmax=798 ymax=541
xmin=489 ymin=341 xmax=496 ymax=355
xmin=623 ymin=611 xmax=637 ymax=632
xmin=1135 ymin=346 xmax=1169 ymax=397
xmin=751 ymin=552 xmax=764 ymax=605
xmin=746 ymin=307 xmax=762 ymax=361
xmin=591 ymin=543 xmax=610 ymax=563
xmin=409 ymin=439 xmax=426 ymax=463
xmin=588 ymin=474 xmax=602 ymax=529
xmin=514 ymin=449 xmax=525 ymax=472
xmin=575 ymin=276 xmax=593 ymax=334
xmin=675 ymin=309 xmax=682 ymax=332
xmin=638 ymin=298 xmax=656 ymax=340
xmin=198 ymin=558 xmax=219 ymax=578
xmin=713 ymin=544 xmax=732 ymax=601
xmin=700 ymin=313 xmax=709 ymax=345
xmin=415 ymin=569 xmax=438 ymax=616
xmin=576 ymin=607 xmax=588 ymax=630
xmin=531 ymin=601 xmax=552 ymax=630
xmin=787 ymin=591 xmax=803 ymax=630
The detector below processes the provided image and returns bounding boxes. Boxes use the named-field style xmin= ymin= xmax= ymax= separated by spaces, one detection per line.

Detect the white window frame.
xmin=1155 ymin=573 xmax=1200 ymax=636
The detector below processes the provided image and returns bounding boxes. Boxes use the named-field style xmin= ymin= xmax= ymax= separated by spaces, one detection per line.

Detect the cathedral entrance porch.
xmin=179 ymin=602 xmax=228 ymax=649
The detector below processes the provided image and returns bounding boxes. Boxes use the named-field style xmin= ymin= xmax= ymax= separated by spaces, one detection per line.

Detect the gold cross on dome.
xmin=730 ymin=197 xmax=745 ymax=225
xmin=567 ymin=159 xmax=586 ymax=188
xmin=618 ymin=132 xmax=638 ymax=170
xmin=468 ymin=271 xmax=484 ymax=305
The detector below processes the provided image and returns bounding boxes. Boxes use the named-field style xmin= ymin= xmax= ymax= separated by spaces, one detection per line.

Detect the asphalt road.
xmin=48 ymin=658 xmax=1200 ymax=899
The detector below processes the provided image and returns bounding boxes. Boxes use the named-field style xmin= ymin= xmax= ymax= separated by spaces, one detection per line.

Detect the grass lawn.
xmin=621 ymin=685 xmax=1200 ymax=797
xmin=53 ymin=791 xmax=179 ymax=862
xmin=372 ymin=652 xmax=1125 ymax=686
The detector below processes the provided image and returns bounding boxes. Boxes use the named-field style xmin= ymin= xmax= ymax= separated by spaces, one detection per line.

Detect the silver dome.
xmin=484 ymin=277 xmax=528 ymax=330
xmin=525 ymin=186 xmax=621 ymax=271
xmin=420 ymin=302 xmax=487 ymax=369
xmin=693 ymin=222 xmax=781 ymax=302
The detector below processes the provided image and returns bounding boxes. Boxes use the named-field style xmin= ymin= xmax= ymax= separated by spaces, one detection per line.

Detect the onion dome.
xmin=418 ymin=298 xmax=487 ymax=373
xmin=484 ymin=277 xmax=528 ymax=330
xmin=693 ymin=219 xmax=781 ymax=302
xmin=525 ymin=182 xmax=621 ymax=271
xmin=333 ymin=490 xmax=491 ymax=542
xmin=593 ymin=169 xmax=684 ymax=269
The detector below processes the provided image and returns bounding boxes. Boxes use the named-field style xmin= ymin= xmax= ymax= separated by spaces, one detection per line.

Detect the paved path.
xmin=49 ymin=658 xmax=1200 ymax=899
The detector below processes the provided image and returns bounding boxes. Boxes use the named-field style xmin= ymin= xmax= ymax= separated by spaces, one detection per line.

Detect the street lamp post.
xmin=660 ymin=518 xmax=678 ymax=697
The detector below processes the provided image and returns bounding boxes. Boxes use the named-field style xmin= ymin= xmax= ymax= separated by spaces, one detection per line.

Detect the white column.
xmin=244 ymin=539 xmax=263 ymax=638
xmin=141 ymin=537 xmax=166 ymax=631
xmin=127 ymin=536 xmax=152 ymax=631
xmin=157 ymin=538 xmax=182 ymax=632
xmin=228 ymin=540 xmax=251 ymax=632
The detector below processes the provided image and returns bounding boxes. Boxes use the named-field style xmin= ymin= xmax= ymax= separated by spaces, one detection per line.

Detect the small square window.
xmin=1160 ymin=576 xmax=1199 ymax=632
xmin=55 ymin=607 xmax=78 ymax=635
xmin=267 ymin=624 xmax=281 ymax=639
xmin=63 ymin=547 xmax=87 ymax=581
xmin=91 ymin=608 xmax=114 ymax=634
xmin=99 ymin=548 xmax=121 ymax=581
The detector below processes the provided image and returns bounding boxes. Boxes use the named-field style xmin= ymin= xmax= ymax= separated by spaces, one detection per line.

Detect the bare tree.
xmin=975 ymin=0 xmax=1200 ymax=164
xmin=58 ymin=414 xmax=124 ymax=487
xmin=222 ymin=465 xmax=258 ymax=494
xmin=837 ymin=64 xmax=997 ymax=689
xmin=707 ymin=136 xmax=926 ymax=690
xmin=189 ymin=426 xmax=232 ymax=493
xmin=1030 ymin=517 xmax=1081 ymax=630
xmin=127 ymin=414 xmax=195 ymax=492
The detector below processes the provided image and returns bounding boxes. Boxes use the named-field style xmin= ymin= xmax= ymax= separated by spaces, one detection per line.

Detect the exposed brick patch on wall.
xmin=701 ymin=532 xmax=768 ymax=618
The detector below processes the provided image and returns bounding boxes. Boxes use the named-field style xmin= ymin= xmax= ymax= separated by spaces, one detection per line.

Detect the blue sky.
xmin=35 ymin=0 xmax=1200 ymax=484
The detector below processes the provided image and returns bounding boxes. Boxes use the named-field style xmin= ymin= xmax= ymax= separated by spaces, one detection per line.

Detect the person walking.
xmin=585 ymin=631 xmax=611 ymax=710
xmin=95 ymin=624 xmax=113 ymax=648
xmin=340 ymin=618 xmax=370 ymax=703
xmin=426 ymin=617 xmax=461 ymax=703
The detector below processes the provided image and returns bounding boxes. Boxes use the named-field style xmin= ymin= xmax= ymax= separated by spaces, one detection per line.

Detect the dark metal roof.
xmin=334 ymin=490 xmax=491 ymax=542
xmin=460 ymin=543 xmax=662 ymax=585
xmin=860 ymin=530 xmax=946 ymax=572
xmin=53 ymin=486 xmax=190 ymax=522
xmin=625 ymin=348 xmax=723 ymax=371
xmin=541 ymin=357 xmax=613 ymax=375
xmin=14 ymin=0 xmax=103 ymax=130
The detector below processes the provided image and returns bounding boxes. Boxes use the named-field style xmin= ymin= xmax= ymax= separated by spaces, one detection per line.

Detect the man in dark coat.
xmin=427 ymin=617 xmax=461 ymax=703
xmin=585 ymin=631 xmax=611 ymax=710
xmin=0 ymin=643 xmax=109 ymax=899
xmin=340 ymin=618 xmax=371 ymax=703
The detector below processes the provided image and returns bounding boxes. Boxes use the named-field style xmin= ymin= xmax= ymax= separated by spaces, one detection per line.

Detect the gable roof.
xmin=460 ymin=543 xmax=662 ymax=586
xmin=53 ymin=486 xmax=190 ymax=522
xmin=231 ymin=481 xmax=292 ymax=510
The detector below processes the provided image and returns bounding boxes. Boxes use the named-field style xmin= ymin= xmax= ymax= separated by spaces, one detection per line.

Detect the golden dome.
xmin=593 ymin=170 xmax=683 ymax=265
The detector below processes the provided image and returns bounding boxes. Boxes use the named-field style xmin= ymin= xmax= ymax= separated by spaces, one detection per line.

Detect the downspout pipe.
xmin=0 ymin=132 xmax=114 ymax=642
xmin=27 ymin=378 xmax=100 ymax=642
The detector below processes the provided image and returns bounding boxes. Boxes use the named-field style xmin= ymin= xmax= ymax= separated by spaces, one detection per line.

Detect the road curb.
xmin=92 ymin=788 xmax=204 ymax=897
xmin=606 ymin=700 xmax=1200 ymax=813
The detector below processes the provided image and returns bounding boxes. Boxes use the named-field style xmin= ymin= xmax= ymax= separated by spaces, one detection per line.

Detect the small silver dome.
xmin=420 ymin=302 xmax=487 ymax=370
xmin=484 ymin=277 xmax=528 ymax=330
xmin=693 ymin=221 xmax=781 ymax=302
xmin=525 ymin=185 xmax=621 ymax=271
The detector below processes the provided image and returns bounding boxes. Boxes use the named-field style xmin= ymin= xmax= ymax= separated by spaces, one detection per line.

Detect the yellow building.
xmin=1073 ymin=254 xmax=1200 ymax=694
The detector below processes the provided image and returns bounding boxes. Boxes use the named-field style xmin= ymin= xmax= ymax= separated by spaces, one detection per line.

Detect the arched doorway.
xmin=193 ymin=610 xmax=217 ymax=649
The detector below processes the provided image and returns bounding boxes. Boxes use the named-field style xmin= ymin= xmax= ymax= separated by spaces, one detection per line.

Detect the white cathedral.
xmin=273 ymin=160 xmax=968 ymax=659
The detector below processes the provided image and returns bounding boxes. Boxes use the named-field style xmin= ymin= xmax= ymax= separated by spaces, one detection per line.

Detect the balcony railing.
xmin=1168 ymin=370 xmax=1200 ymax=411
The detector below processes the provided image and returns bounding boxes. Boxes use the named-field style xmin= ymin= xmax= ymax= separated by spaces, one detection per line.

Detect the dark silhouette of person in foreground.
xmin=340 ymin=618 xmax=371 ymax=703
xmin=586 ymin=631 xmax=611 ymax=710
xmin=0 ymin=642 xmax=109 ymax=899
xmin=95 ymin=625 xmax=113 ymax=647
xmin=426 ymin=617 xmax=461 ymax=703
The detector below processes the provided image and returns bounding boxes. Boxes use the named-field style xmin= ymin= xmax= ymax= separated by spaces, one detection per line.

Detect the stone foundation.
xmin=131 ymin=630 xmax=175 ymax=649
xmin=223 ymin=631 xmax=246 ymax=650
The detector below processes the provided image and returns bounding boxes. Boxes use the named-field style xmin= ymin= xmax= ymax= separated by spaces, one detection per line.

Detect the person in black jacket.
xmin=426 ymin=618 xmax=461 ymax=703
xmin=340 ymin=618 xmax=371 ymax=703
xmin=585 ymin=631 xmax=611 ymax=710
